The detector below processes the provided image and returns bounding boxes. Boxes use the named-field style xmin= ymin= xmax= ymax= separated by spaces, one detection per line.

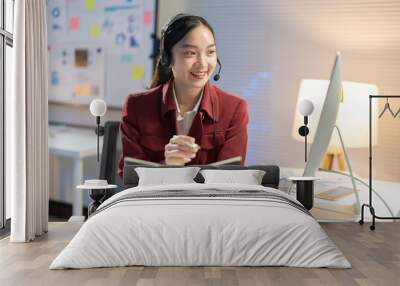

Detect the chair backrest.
xmin=99 ymin=121 xmax=122 ymax=196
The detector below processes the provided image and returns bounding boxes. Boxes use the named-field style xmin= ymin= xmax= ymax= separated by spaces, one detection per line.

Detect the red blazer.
xmin=118 ymin=79 xmax=249 ymax=178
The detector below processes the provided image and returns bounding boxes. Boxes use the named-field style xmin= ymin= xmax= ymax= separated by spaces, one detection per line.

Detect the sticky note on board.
xmin=130 ymin=36 xmax=139 ymax=47
xmin=52 ymin=7 xmax=61 ymax=18
xmin=74 ymin=49 xmax=88 ymax=67
xmin=51 ymin=71 xmax=59 ymax=86
xmin=116 ymin=33 xmax=126 ymax=45
xmin=340 ymin=84 xmax=344 ymax=103
xmin=73 ymin=84 xmax=99 ymax=96
xmin=143 ymin=11 xmax=153 ymax=25
xmin=121 ymin=54 xmax=133 ymax=63
xmin=91 ymin=24 xmax=100 ymax=39
xmin=84 ymin=0 xmax=96 ymax=11
xmin=131 ymin=65 xmax=144 ymax=80
xmin=52 ymin=24 xmax=62 ymax=30
xmin=69 ymin=17 xmax=80 ymax=31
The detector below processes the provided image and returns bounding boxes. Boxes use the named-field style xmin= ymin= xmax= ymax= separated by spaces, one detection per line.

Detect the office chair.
xmin=99 ymin=121 xmax=122 ymax=201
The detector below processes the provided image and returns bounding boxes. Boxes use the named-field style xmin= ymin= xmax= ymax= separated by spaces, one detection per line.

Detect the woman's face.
xmin=170 ymin=24 xmax=217 ymax=90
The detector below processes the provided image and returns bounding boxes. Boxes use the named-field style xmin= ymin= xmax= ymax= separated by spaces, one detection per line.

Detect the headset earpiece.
xmin=158 ymin=14 xmax=190 ymax=68
xmin=159 ymin=51 xmax=169 ymax=67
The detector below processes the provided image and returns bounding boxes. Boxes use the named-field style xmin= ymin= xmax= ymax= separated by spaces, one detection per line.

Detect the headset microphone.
xmin=213 ymin=58 xmax=222 ymax=81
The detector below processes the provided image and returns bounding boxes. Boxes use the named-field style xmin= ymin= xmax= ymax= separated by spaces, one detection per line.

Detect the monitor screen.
xmin=303 ymin=52 xmax=342 ymax=177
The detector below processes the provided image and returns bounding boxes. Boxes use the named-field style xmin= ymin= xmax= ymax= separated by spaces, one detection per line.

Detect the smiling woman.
xmin=118 ymin=14 xmax=249 ymax=178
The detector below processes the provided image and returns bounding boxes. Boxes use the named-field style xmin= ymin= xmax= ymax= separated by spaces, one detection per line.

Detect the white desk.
xmin=280 ymin=167 xmax=400 ymax=222
xmin=49 ymin=125 xmax=103 ymax=216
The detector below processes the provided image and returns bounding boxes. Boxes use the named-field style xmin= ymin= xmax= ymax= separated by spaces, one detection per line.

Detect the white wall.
xmin=184 ymin=0 xmax=400 ymax=181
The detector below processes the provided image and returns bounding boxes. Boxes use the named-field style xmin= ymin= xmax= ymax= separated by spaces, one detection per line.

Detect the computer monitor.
xmin=303 ymin=52 xmax=342 ymax=177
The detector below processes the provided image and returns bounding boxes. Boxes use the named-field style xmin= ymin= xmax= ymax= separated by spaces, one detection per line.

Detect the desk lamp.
xmin=89 ymin=99 xmax=107 ymax=162
xmin=77 ymin=99 xmax=116 ymax=217
xmin=292 ymin=80 xmax=378 ymax=170
xmin=297 ymin=99 xmax=315 ymax=162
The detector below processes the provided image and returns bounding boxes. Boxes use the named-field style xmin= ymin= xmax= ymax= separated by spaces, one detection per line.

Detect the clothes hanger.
xmin=378 ymin=97 xmax=396 ymax=118
xmin=394 ymin=106 xmax=400 ymax=118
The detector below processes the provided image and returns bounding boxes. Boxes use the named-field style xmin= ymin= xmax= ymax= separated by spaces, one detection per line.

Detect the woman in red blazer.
xmin=118 ymin=14 xmax=249 ymax=177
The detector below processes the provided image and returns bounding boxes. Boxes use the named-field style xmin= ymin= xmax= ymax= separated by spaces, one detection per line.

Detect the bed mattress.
xmin=50 ymin=183 xmax=351 ymax=269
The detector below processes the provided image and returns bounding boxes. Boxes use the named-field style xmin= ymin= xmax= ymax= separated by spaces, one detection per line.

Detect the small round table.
xmin=288 ymin=177 xmax=317 ymax=210
xmin=77 ymin=183 xmax=117 ymax=216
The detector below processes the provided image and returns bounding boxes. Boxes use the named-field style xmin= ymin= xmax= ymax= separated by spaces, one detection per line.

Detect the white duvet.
xmin=50 ymin=183 xmax=351 ymax=269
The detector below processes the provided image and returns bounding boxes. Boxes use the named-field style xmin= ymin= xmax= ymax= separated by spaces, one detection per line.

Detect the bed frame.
xmin=123 ymin=165 xmax=280 ymax=189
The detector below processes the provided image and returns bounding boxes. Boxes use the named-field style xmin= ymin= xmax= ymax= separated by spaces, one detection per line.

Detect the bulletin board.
xmin=46 ymin=0 xmax=158 ymax=108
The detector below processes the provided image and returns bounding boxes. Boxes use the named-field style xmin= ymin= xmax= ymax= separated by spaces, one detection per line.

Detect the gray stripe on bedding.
xmin=90 ymin=189 xmax=312 ymax=218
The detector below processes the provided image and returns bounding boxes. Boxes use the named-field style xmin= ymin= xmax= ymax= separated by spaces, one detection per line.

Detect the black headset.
xmin=159 ymin=14 xmax=186 ymax=67
xmin=159 ymin=14 xmax=222 ymax=82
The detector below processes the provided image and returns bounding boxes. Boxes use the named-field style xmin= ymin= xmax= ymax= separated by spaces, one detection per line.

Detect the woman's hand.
xmin=164 ymin=135 xmax=200 ymax=165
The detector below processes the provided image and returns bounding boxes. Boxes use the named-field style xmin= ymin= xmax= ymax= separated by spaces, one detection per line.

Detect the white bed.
xmin=50 ymin=183 xmax=351 ymax=269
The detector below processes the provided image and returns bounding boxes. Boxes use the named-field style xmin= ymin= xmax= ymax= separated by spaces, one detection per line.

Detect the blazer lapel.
xmin=161 ymin=79 xmax=179 ymax=136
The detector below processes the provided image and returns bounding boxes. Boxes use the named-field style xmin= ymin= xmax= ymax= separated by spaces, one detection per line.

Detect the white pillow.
xmin=200 ymin=169 xmax=266 ymax=185
xmin=135 ymin=167 xmax=200 ymax=186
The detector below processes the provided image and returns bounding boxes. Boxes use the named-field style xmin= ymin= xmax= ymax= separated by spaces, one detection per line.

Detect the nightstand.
xmin=288 ymin=177 xmax=317 ymax=210
xmin=77 ymin=181 xmax=117 ymax=216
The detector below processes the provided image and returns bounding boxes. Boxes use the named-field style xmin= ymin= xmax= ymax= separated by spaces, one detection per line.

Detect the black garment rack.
xmin=359 ymin=95 xmax=400 ymax=230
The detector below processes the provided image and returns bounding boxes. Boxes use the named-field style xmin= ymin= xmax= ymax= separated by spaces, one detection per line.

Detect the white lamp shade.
xmin=299 ymin=99 xmax=315 ymax=116
xmin=90 ymin=99 xmax=107 ymax=117
xmin=292 ymin=80 xmax=379 ymax=148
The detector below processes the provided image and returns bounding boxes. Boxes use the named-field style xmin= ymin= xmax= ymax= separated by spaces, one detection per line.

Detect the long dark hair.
xmin=149 ymin=14 xmax=216 ymax=88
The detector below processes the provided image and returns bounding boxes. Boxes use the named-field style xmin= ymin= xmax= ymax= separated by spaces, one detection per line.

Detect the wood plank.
xmin=0 ymin=222 xmax=400 ymax=286
xmin=315 ymin=186 xmax=360 ymax=201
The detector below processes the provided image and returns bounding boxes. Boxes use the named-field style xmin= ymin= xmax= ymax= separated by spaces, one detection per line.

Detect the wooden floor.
xmin=0 ymin=222 xmax=399 ymax=286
